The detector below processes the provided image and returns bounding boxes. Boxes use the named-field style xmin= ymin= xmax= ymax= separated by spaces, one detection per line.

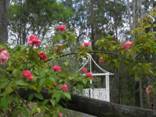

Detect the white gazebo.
xmin=79 ymin=54 xmax=113 ymax=102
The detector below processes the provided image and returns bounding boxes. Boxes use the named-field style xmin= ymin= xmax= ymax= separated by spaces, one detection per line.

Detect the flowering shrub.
xmin=0 ymin=28 xmax=92 ymax=116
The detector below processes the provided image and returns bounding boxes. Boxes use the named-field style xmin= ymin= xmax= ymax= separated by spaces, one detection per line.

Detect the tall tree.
xmin=0 ymin=0 xmax=10 ymax=43
xmin=63 ymin=0 xmax=126 ymax=39
xmin=8 ymin=0 xmax=72 ymax=45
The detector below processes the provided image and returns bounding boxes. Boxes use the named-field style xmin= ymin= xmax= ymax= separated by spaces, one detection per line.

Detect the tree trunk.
xmin=0 ymin=0 xmax=10 ymax=43
xmin=132 ymin=0 xmax=143 ymax=28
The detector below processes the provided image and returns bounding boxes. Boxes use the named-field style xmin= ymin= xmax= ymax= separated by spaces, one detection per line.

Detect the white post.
xmin=105 ymin=73 xmax=110 ymax=102
xmin=89 ymin=55 xmax=92 ymax=98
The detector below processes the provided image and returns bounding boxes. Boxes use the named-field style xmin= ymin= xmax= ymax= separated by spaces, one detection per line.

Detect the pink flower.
xmin=85 ymin=72 xmax=94 ymax=80
xmin=52 ymin=65 xmax=62 ymax=72
xmin=82 ymin=41 xmax=92 ymax=47
xmin=58 ymin=112 xmax=63 ymax=117
xmin=38 ymin=51 xmax=48 ymax=61
xmin=86 ymin=72 xmax=93 ymax=78
xmin=27 ymin=34 xmax=41 ymax=47
xmin=0 ymin=49 xmax=9 ymax=64
xmin=60 ymin=84 xmax=69 ymax=92
xmin=122 ymin=40 xmax=133 ymax=50
xmin=55 ymin=25 xmax=66 ymax=32
xmin=22 ymin=70 xmax=33 ymax=80
xmin=81 ymin=67 xmax=88 ymax=73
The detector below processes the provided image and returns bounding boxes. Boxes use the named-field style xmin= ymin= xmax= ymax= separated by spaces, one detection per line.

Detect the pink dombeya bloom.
xmin=22 ymin=70 xmax=33 ymax=80
xmin=52 ymin=65 xmax=62 ymax=72
xmin=86 ymin=72 xmax=93 ymax=78
xmin=60 ymin=84 xmax=69 ymax=92
xmin=27 ymin=34 xmax=41 ymax=47
xmin=58 ymin=112 xmax=63 ymax=117
xmin=86 ymin=72 xmax=94 ymax=80
xmin=38 ymin=51 xmax=48 ymax=61
xmin=81 ymin=67 xmax=88 ymax=73
xmin=55 ymin=25 xmax=66 ymax=32
xmin=83 ymin=41 xmax=92 ymax=47
xmin=122 ymin=40 xmax=133 ymax=50
xmin=0 ymin=49 xmax=9 ymax=64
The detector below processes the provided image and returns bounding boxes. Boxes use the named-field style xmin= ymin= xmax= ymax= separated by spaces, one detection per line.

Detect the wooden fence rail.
xmin=63 ymin=95 xmax=156 ymax=117
xmin=18 ymin=89 xmax=156 ymax=117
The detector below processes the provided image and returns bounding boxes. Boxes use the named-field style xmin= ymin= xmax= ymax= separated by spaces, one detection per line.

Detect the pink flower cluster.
xmin=38 ymin=51 xmax=48 ymax=61
xmin=52 ymin=65 xmax=62 ymax=72
xmin=86 ymin=72 xmax=93 ymax=78
xmin=81 ymin=67 xmax=93 ymax=79
xmin=60 ymin=84 xmax=69 ymax=92
xmin=0 ymin=49 xmax=9 ymax=64
xmin=22 ymin=70 xmax=33 ymax=80
xmin=58 ymin=112 xmax=63 ymax=117
xmin=122 ymin=40 xmax=133 ymax=50
xmin=83 ymin=41 xmax=92 ymax=47
xmin=82 ymin=41 xmax=92 ymax=47
xmin=81 ymin=67 xmax=88 ymax=73
xmin=27 ymin=34 xmax=41 ymax=47
xmin=55 ymin=25 xmax=66 ymax=32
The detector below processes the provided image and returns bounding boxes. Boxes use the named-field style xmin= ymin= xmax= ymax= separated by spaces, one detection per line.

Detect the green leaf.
xmin=34 ymin=93 xmax=44 ymax=100
xmin=52 ymin=91 xmax=62 ymax=104
xmin=16 ymin=80 xmax=29 ymax=87
xmin=64 ymin=93 xmax=71 ymax=100
xmin=12 ymin=106 xmax=30 ymax=117
xmin=49 ymin=77 xmax=56 ymax=82
xmin=4 ymin=85 xmax=14 ymax=95
xmin=0 ymin=79 xmax=10 ymax=90
xmin=0 ymin=96 xmax=9 ymax=109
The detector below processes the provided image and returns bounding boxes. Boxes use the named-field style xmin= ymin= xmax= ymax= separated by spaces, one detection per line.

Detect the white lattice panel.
xmin=83 ymin=88 xmax=110 ymax=102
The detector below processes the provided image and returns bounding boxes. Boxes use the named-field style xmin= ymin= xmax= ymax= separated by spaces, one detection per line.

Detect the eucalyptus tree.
xmin=62 ymin=0 xmax=126 ymax=40
xmin=8 ymin=0 xmax=73 ymax=45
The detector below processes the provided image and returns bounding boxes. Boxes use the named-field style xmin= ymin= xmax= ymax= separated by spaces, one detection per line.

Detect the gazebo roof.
xmin=79 ymin=53 xmax=113 ymax=76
